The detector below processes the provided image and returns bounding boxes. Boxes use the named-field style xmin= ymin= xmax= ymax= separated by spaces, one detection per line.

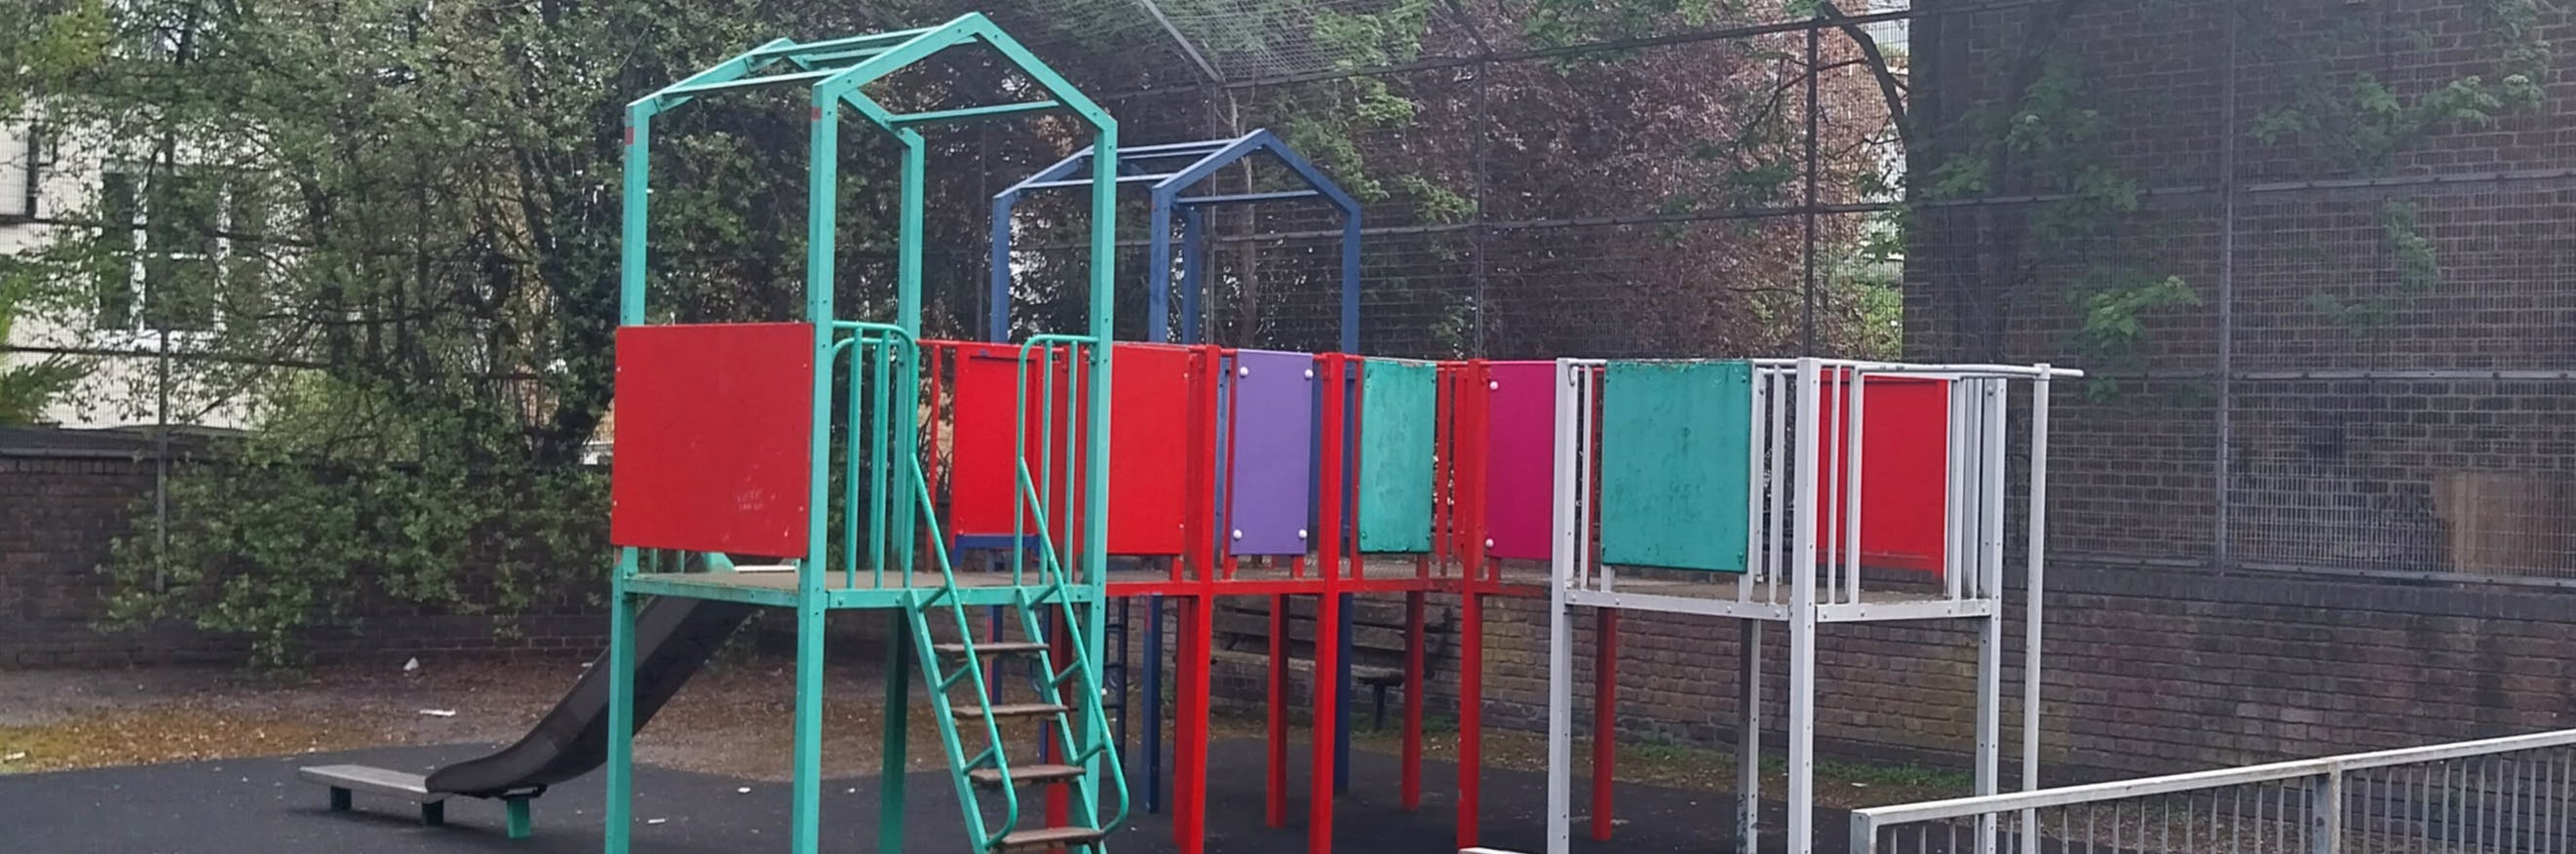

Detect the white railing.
xmin=1850 ymin=729 xmax=2576 ymax=854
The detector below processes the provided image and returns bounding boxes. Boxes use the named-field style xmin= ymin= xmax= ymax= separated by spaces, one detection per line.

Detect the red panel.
xmin=1814 ymin=373 xmax=1950 ymax=574
xmin=945 ymin=342 xmax=1084 ymax=539
xmin=1106 ymin=343 xmax=1196 ymax=555
xmin=610 ymin=323 xmax=815 ymax=555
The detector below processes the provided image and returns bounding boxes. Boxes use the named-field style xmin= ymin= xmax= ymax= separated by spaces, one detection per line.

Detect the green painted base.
xmin=420 ymin=800 xmax=446 ymax=828
xmin=328 ymin=788 xmax=352 ymax=811
xmin=506 ymin=797 xmax=532 ymax=839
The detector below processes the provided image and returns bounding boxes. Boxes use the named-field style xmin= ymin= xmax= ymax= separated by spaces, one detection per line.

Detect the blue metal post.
xmin=1180 ymin=207 xmax=1207 ymax=345
xmin=1146 ymin=191 xmax=1176 ymax=344
xmin=1332 ymin=208 xmax=1363 ymax=795
xmin=987 ymin=192 xmax=1017 ymax=342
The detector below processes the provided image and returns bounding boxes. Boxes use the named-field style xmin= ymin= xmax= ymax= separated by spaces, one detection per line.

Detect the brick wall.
xmin=0 ymin=449 xmax=606 ymax=668
xmin=1195 ymin=564 xmax=2576 ymax=784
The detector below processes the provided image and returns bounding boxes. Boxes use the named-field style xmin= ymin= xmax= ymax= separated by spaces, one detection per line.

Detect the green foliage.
xmin=2247 ymin=0 xmax=2550 ymax=172
xmin=4 ymin=0 xmax=940 ymax=662
xmin=0 ymin=264 xmax=87 ymax=425
xmin=2066 ymin=274 xmax=2199 ymax=402
xmin=103 ymin=453 xmax=605 ymax=667
xmin=1924 ymin=55 xmax=2197 ymax=393
xmin=2306 ymin=199 xmax=2444 ymax=335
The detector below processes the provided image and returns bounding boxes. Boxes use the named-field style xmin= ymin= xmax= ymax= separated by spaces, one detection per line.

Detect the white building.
xmin=1 ymin=114 xmax=255 ymax=430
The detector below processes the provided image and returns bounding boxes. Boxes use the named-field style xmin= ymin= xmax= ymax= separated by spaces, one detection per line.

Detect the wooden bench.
xmin=1213 ymin=595 xmax=1457 ymax=729
xmin=298 ymin=764 xmax=534 ymax=839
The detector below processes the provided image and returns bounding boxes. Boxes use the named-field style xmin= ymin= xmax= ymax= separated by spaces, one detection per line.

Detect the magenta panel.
xmin=1482 ymin=361 xmax=1557 ymax=560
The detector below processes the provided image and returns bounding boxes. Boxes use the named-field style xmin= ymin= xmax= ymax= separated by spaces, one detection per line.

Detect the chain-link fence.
xmin=14 ymin=0 xmax=2572 ymax=587
xmin=967 ymin=0 xmax=2576 ymax=588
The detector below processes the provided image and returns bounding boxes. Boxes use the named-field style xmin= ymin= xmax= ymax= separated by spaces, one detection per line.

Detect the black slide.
xmin=424 ymin=597 xmax=756 ymax=797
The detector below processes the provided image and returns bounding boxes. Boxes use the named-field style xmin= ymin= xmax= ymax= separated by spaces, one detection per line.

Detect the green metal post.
xmin=619 ymin=106 xmax=652 ymax=325
xmin=1079 ymin=123 xmax=1117 ymax=824
xmin=791 ymin=91 xmax=841 ymax=854
xmin=506 ymin=797 xmax=533 ymax=840
xmin=880 ymin=609 xmax=912 ymax=852
xmin=604 ymin=550 xmax=637 ymax=853
xmin=895 ymin=131 xmax=927 ymax=579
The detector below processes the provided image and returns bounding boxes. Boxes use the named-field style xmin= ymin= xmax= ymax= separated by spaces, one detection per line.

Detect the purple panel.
xmin=1484 ymin=361 xmax=1557 ymax=560
xmin=1227 ymin=349 xmax=1318 ymax=556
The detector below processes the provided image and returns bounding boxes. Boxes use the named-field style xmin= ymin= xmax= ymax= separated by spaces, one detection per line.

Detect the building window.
xmin=93 ymin=169 xmax=261 ymax=335
xmin=0 ymin=120 xmax=36 ymax=221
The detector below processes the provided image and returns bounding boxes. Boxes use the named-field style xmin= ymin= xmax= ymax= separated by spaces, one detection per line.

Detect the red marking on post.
xmin=609 ymin=323 xmax=814 ymax=555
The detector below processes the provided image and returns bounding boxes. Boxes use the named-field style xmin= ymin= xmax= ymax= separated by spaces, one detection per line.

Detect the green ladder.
xmin=899 ymin=446 xmax=1129 ymax=849
xmin=907 ymin=591 xmax=1123 ymax=850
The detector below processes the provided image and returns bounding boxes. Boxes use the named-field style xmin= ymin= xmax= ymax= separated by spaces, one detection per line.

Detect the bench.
xmin=298 ymin=764 xmax=534 ymax=839
xmin=1213 ymin=595 xmax=1457 ymax=729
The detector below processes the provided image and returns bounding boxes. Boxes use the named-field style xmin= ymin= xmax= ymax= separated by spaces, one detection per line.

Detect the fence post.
xmin=1847 ymin=813 xmax=1875 ymax=854
xmin=2311 ymin=768 xmax=2343 ymax=854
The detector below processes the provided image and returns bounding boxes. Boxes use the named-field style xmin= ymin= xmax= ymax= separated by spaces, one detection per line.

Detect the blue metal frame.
xmin=988 ymin=129 xmax=1368 ymax=811
xmin=986 ymin=129 xmax=1363 ymax=353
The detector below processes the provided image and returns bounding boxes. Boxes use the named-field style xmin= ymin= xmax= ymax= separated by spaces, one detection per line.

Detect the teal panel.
xmin=1357 ymin=360 xmax=1438 ymax=553
xmin=1599 ymin=361 xmax=1752 ymax=571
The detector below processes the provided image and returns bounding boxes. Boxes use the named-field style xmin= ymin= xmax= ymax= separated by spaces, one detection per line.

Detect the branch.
xmin=1813 ymin=0 xmax=1911 ymax=149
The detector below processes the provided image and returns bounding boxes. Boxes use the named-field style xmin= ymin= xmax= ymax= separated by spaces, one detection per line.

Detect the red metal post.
xmin=1402 ymin=588 xmax=1425 ymax=811
xmin=1593 ymin=608 xmax=1618 ymax=841
xmin=1310 ymin=356 xmax=1345 ymax=854
xmin=1182 ymin=596 xmax=1214 ymax=853
xmin=1267 ymin=593 xmax=1288 ymax=828
xmin=1457 ymin=590 xmax=1483 ymax=849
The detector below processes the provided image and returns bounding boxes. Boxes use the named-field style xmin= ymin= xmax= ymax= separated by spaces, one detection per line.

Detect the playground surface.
xmin=0 ymin=736 xmax=1859 ymax=853
xmin=0 ymin=662 xmax=1963 ymax=852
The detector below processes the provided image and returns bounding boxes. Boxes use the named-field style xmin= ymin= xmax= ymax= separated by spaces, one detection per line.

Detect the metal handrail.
xmin=1850 ymin=728 xmax=2576 ymax=847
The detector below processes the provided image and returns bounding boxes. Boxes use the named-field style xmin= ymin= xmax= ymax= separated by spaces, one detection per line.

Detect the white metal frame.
xmin=1533 ymin=356 xmax=2077 ymax=854
xmin=1849 ymin=728 xmax=2576 ymax=854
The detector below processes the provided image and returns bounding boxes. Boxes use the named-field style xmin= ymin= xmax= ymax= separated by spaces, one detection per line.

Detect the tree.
xmin=7 ymin=0 xmax=980 ymax=662
xmin=0 ymin=266 xmax=86 ymax=425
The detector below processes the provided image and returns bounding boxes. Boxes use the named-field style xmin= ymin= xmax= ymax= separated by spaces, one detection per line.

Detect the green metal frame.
xmin=606 ymin=14 xmax=1125 ymax=854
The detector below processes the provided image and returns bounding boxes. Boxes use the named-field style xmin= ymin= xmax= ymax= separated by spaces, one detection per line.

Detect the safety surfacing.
xmin=0 ymin=737 xmax=1855 ymax=852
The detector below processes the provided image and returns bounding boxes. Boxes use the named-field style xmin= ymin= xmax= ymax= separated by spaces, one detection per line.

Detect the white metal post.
xmin=1788 ymin=358 xmax=1824 ymax=854
xmin=2023 ymin=370 xmax=2051 ymax=854
xmin=2312 ymin=769 xmax=2344 ymax=854
xmin=1545 ymin=359 xmax=1582 ymax=854
xmin=1739 ymin=620 xmax=1763 ymax=852
xmin=1744 ymin=369 xmax=1768 ymax=602
xmin=1845 ymin=370 xmax=1865 ymax=604
xmin=1975 ymin=378 xmax=2006 ymax=854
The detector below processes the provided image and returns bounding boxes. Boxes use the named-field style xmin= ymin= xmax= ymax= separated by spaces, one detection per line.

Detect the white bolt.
xmin=1296 ymin=528 xmax=1308 ymax=539
xmin=1238 ymin=366 xmax=1250 ymax=376
xmin=1231 ymin=529 xmax=1244 ymax=539
xmin=1488 ymin=380 xmax=1499 ymax=391
xmin=1484 ymin=538 xmax=1495 ymax=548
xmin=1303 ymin=369 xmax=1314 ymax=379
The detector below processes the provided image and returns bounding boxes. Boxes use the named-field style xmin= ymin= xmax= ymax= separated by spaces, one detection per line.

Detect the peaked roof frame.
xmin=988 ymin=129 xmax=1362 ymax=352
xmin=619 ymin=12 xmax=1121 ymax=345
